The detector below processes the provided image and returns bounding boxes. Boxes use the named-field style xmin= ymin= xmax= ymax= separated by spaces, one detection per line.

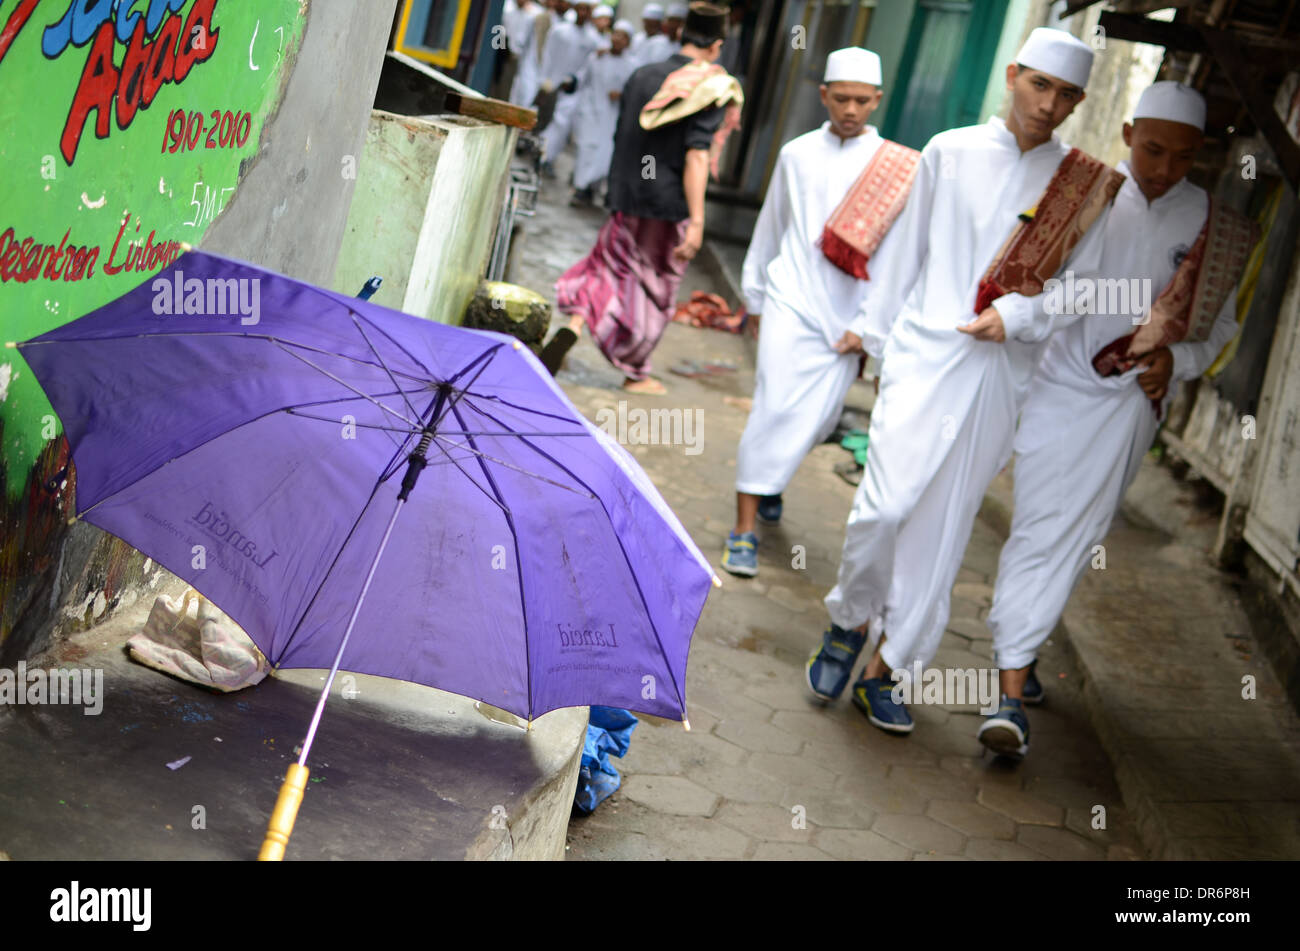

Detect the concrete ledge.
xmin=0 ymin=594 xmax=586 ymax=861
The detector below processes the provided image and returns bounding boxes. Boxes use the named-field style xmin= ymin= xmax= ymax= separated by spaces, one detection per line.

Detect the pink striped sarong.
xmin=556 ymin=212 xmax=689 ymax=381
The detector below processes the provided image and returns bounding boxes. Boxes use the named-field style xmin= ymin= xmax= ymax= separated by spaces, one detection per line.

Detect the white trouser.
xmin=824 ymin=323 xmax=1017 ymax=672
xmin=735 ymin=296 xmax=860 ymax=497
xmin=987 ymin=371 xmax=1158 ymax=669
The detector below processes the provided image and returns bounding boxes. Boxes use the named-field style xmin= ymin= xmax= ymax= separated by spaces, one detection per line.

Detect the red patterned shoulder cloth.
xmin=819 ymin=140 xmax=922 ymax=280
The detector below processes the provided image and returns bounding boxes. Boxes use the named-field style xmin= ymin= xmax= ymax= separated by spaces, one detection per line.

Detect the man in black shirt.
xmin=542 ymin=3 xmax=742 ymax=394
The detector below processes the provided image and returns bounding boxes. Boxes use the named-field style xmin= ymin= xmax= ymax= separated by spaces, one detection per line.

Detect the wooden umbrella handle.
xmin=258 ymin=763 xmax=310 ymax=861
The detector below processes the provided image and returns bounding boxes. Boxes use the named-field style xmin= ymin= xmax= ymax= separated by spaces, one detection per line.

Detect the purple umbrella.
xmin=13 ymin=249 xmax=717 ymax=858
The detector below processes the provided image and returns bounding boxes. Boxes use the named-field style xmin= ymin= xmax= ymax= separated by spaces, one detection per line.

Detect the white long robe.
xmin=572 ymin=49 xmax=639 ymax=189
xmin=987 ymin=163 xmax=1240 ymax=668
xmin=539 ymin=21 xmax=603 ymax=160
xmin=735 ymin=123 xmax=885 ymax=496
xmin=504 ymin=2 xmax=543 ymax=107
xmin=632 ymin=32 xmax=679 ymax=69
xmin=824 ymin=117 xmax=1109 ymax=672
xmin=630 ymin=30 xmax=657 ymax=60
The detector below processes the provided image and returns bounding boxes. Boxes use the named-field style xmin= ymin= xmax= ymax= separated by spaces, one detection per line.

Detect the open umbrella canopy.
xmin=16 ymin=250 xmax=715 ymax=722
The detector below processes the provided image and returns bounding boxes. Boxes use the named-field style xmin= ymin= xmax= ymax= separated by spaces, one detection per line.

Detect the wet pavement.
xmin=510 ymin=146 xmax=1152 ymax=860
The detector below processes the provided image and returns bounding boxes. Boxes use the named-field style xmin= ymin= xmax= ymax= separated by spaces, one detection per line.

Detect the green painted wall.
xmin=0 ymin=0 xmax=306 ymax=647
xmin=1 ymin=0 xmax=305 ymax=484
xmin=864 ymin=0 xmax=917 ymax=98
xmin=978 ymin=0 xmax=1031 ymax=122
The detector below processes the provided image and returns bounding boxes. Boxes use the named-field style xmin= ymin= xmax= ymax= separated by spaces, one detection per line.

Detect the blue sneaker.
xmin=805 ymin=624 xmax=866 ymax=701
xmin=721 ymin=531 xmax=758 ymax=578
xmin=757 ymin=494 xmax=783 ymax=524
xmin=851 ymin=676 xmax=915 ymax=734
xmin=1022 ymin=660 xmax=1044 ymax=706
xmin=978 ymin=696 xmax=1030 ymax=759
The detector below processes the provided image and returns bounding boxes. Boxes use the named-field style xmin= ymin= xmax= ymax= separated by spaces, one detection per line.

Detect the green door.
xmin=882 ymin=0 xmax=1010 ymax=149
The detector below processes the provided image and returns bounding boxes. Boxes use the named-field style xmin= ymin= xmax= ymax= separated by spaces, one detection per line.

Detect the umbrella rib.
xmin=276 ymin=484 xmax=391 ymax=674
xmin=468 ymin=401 xmax=689 ymax=714
xmin=283 ymin=408 xmax=409 ymax=454
xmin=283 ymin=409 xmax=421 ymax=434
xmin=71 ymin=397 xmax=405 ymax=521
xmin=274 ymin=398 xmax=433 ymax=661
xmin=464 ymin=393 xmax=588 ymax=426
xmin=348 ymin=313 xmax=424 ymax=425
xmin=429 ymin=438 xmax=512 ymax=516
xmin=272 ymin=340 xmax=420 ymax=429
xmin=21 ymin=330 xmax=432 ymax=385
xmin=430 ymin=431 xmax=592 ymax=437
xmin=446 ymin=399 xmax=535 ymax=719
xmin=431 ymin=345 xmax=504 ymax=431
xmin=433 ymin=435 xmax=595 ymax=499
xmin=445 ymin=343 xmax=503 ymax=388
xmin=297 ymin=285 xmax=435 ymax=378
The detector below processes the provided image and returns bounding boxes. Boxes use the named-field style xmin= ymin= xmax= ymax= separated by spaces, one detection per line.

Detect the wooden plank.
xmin=1097 ymin=10 xmax=1206 ymax=51
xmin=444 ymin=92 xmax=538 ymax=131
xmin=381 ymin=51 xmax=538 ymax=131
xmin=1097 ymin=11 xmax=1299 ymax=69
xmin=1198 ymin=27 xmax=1300 ymax=194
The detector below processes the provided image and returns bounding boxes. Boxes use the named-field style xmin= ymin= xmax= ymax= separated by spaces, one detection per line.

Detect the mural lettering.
xmin=0 ymin=0 xmax=222 ymax=165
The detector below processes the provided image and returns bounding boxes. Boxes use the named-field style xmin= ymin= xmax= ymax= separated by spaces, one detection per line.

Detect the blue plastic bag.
xmin=573 ymin=706 xmax=638 ymax=814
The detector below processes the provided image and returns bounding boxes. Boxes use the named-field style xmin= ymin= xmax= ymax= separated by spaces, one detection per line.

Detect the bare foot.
xmin=622 ymin=377 xmax=666 ymax=395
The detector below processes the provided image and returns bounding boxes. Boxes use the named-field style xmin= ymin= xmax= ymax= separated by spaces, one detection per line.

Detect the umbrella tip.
xmin=179 ymin=241 xmax=193 ymax=252
xmin=3 ymin=341 xmax=15 ymax=348
xmin=711 ymin=575 xmax=722 ymax=588
xmin=682 ymin=716 xmax=691 ymax=732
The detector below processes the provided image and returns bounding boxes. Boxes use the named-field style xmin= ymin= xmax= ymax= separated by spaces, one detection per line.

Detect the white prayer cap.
xmin=666 ymin=2 xmax=689 ymax=18
xmin=643 ymin=3 xmax=665 ymax=18
xmin=1133 ymin=81 xmax=1206 ymax=131
xmin=593 ymin=3 xmax=613 ymax=17
xmin=1016 ymin=27 xmax=1093 ymax=89
xmin=565 ymin=8 xmax=577 ymax=20
xmin=614 ymin=18 xmax=634 ymax=35
xmin=824 ymin=47 xmax=883 ymax=86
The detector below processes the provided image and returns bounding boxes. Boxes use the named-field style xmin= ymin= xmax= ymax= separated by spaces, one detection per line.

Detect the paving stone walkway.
xmin=511 ymin=149 xmax=1147 ymax=860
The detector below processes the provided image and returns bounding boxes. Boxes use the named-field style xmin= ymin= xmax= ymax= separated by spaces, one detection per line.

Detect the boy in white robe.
xmin=631 ymin=3 xmax=665 ymax=60
xmin=804 ymin=29 xmax=1122 ymax=738
xmin=981 ymin=82 xmax=1254 ymax=759
xmin=635 ymin=1 xmax=685 ymax=67
xmin=539 ymin=2 xmax=603 ymax=176
xmin=570 ymin=21 xmax=638 ymax=206
xmin=504 ymin=0 xmax=544 ymax=107
xmin=722 ymin=48 xmax=918 ymax=578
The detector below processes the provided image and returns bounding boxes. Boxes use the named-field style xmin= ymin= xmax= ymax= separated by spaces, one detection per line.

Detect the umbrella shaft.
xmin=298 ymin=498 xmax=405 ymax=766
xmin=398 ymin=427 xmax=436 ymax=501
